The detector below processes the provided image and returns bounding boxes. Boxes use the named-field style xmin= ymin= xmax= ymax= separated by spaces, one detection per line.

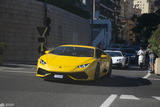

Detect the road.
xmin=0 ymin=64 xmax=160 ymax=107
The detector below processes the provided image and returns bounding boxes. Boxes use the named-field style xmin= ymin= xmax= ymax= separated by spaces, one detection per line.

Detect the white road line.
xmin=0 ymin=70 xmax=35 ymax=74
xmin=120 ymin=95 xmax=140 ymax=100
xmin=152 ymin=96 xmax=160 ymax=101
xmin=100 ymin=94 xmax=117 ymax=107
xmin=149 ymin=78 xmax=160 ymax=81
xmin=143 ymin=72 xmax=151 ymax=79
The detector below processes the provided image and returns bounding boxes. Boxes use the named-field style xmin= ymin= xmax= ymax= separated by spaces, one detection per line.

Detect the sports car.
xmin=36 ymin=45 xmax=112 ymax=81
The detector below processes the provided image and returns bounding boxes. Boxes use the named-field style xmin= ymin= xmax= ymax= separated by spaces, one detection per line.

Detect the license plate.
xmin=54 ymin=74 xmax=63 ymax=79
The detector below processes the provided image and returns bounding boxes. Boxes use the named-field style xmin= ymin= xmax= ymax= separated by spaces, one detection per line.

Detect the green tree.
xmin=148 ymin=27 xmax=160 ymax=57
xmin=0 ymin=42 xmax=6 ymax=55
xmin=132 ymin=13 xmax=160 ymax=44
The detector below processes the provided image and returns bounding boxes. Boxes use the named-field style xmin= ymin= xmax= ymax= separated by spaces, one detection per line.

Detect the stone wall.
xmin=0 ymin=0 xmax=91 ymax=63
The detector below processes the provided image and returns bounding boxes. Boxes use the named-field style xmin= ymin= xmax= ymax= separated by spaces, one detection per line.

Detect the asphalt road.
xmin=0 ymin=64 xmax=160 ymax=107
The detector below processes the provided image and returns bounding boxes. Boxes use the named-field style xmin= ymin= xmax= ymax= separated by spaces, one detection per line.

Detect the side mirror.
xmin=101 ymin=55 xmax=107 ymax=58
xmin=45 ymin=50 xmax=50 ymax=54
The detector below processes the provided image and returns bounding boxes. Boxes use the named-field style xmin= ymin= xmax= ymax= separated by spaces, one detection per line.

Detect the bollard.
xmin=154 ymin=58 xmax=160 ymax=75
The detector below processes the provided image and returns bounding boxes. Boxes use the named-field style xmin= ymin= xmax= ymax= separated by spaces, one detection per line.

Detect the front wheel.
xmin=106 ymin=61 xmax=112 ymax=78
xmin=94 ymin=63 xmax=100 ymax=80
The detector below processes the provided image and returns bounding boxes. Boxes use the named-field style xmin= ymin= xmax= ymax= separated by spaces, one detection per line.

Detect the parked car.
xmin=36 ymin=45 xmax=112 ymax=81
xmin=109 ymin=44 xmax=122 ymax=50
xmin=120 ymin=48 xmax=137 ymax=63
xmin=104 ymin=50 xmax=129 ymax=68
xmin=129 ymin=45 xmax=140 ymax=53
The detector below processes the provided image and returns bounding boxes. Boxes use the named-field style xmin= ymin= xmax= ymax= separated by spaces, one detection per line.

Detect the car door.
xmin=96 ymin=49 xmax=106 ymax=74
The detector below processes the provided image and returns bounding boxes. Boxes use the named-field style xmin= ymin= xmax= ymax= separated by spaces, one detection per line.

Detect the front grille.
xmin=37 ymin=68 xmax=88 ymax=79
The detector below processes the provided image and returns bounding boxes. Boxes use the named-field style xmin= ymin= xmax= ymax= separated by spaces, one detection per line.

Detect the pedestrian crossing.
xmin=100 ymin=94 xmax=160 ymax=107
xmin=119 ymin=95 xmax=140 ymax=100
xmin=152 ymin=96 xmax=160 ymax=101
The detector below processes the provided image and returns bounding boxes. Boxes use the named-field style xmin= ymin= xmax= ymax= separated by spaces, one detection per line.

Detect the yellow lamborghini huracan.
xmin=36 ymin=45 xmax=112 ymax=81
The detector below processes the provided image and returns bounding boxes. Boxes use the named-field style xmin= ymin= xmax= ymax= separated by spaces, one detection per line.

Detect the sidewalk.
xmin=1 ymin=62 xmax=36 ymax=68
xmin=0 ymin=63 xmax=37 ymax=72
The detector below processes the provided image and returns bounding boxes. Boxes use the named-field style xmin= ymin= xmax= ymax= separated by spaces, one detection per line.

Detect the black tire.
xmin=106 ymin=61 xmax=112 ymax=78
xmin=94 ymin=63 xmax=100 ymax=80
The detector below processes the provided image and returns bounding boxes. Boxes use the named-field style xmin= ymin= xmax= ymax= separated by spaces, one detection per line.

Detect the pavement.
xmin=0 ymin=63 xmax=160 ymax=107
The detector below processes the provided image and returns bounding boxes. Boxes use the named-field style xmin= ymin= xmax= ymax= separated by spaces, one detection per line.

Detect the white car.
xmin=104 ymin=50 xmax=129 ymax=68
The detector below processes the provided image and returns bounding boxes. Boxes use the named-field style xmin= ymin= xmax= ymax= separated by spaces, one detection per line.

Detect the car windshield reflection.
xmin=51 ymin=46 xmax=94 ymax=57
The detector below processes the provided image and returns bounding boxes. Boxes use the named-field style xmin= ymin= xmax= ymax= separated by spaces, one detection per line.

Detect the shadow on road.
xmin=112 ymin=65 xmax=148 ymax=71
xmin=45 ymin=75 xmax=152 ymax=87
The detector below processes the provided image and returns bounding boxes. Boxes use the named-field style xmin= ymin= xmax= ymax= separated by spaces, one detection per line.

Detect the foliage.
xmin=154 ymin=0 xmax=160 ymax=9
xmin=0 ymin=42 xmax=6 ymax=55
xmin=38 ymin=0 xmax=90 ymax=19
xmin=132 ymin=13 xmax=160 ymax=44
xmin=148 ymin=28 xmax=160 ymax=57
xmin=0 ymin=42 xmax=6 ymax=49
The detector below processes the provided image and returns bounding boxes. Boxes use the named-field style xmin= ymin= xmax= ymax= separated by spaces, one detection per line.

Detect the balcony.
xmin=99 ymin=0 xmax=115 ymax=12
xmin=99 ymin=3 xmax=114 ymax=12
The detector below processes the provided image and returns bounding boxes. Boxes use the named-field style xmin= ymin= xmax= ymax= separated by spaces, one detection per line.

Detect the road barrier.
xmin=155 ymin=58 xmax=160 ymax=75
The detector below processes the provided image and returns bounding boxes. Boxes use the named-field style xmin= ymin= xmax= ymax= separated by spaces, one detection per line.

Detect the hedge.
xmin=148 ymin=27 xmax=160 ymax=57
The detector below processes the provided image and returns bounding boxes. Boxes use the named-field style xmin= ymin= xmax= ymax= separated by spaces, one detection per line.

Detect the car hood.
xmin=112 ymin=56 xmax=124 ymax=60
xmin=40 ymin=54 xmax=95 ymax=71
xmin=111 ymin=56 xmax=125 ymax=64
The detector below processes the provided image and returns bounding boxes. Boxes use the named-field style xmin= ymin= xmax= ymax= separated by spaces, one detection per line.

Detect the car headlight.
xmin=78 ymin=64 xmax=90 ymax=68
xmin=40 ymin=59 xmax=47 ymax=65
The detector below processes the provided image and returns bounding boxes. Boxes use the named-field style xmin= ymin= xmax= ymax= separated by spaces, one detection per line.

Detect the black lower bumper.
xmin=37 ymin=68 xmax=88 ymax=80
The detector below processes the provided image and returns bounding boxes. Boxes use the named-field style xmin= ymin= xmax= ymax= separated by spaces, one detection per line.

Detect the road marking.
xmin=0 ymin=70 xmax=35 ymax=74
xmin=152 ymin=96 xmax=160 ymax=101
xmin=120 ymin=95 xmax=140 ymax=100
xmin=100 ymin=94 xmax=117 ymax=107
xmin=2 ymin=63 xmax=36 ymax=67
xmin=143 ymin=72 xmax=151 ymax=79
xmin=148 ymin=78 xmax=160 ymax=81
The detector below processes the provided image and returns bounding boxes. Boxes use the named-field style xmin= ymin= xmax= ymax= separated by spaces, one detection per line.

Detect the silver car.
xmin=104 ymin=50 xmax=129 ymax=68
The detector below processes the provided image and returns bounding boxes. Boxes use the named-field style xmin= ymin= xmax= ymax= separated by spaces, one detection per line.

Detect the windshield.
xmin=51 ymin=46 xmax=94 ymax=57
xmin=106 ymin=52 xmax=122 ymax=57
xmin=110 ymin=45 xmax=121 ymax=48
xmin=122 ymin=49 xmax=135 ymax=54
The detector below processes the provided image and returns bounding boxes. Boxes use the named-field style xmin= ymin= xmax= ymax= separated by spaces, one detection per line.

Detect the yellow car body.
xmin=36 ymin=45 xmax=112 ymax=81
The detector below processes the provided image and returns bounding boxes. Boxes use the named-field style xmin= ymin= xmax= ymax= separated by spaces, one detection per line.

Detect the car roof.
xmin=60 ymin=44 xmax=96 ymax=49
xmin=104 ymin=50 xmax=122 ymax=53
xmin=121 ymin=48 xmax=135 ymax=52
xmin=121 ymin=48 xmax=134 ymax=50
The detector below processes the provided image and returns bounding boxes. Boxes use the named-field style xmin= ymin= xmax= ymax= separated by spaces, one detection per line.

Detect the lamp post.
xmin=91 ymin=0 xmax=95 ymax=44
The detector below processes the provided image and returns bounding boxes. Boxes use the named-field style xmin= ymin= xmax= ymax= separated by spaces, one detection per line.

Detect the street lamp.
xmin=91 ymin=0 xmax=95 ymax=43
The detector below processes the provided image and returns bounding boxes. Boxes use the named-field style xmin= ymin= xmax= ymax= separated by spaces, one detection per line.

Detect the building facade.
xmin=0 ymin=0 xmax=91 ymax=63
xmin=133 ymin=0 xmax=150 ymax=14
xmin=120 ymin=0 xmax=134 ymax=19
xmin=118 ymin=0 xmax=135 ymax=43
xmin=79 ymin=0 xmax=119 ymax=48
